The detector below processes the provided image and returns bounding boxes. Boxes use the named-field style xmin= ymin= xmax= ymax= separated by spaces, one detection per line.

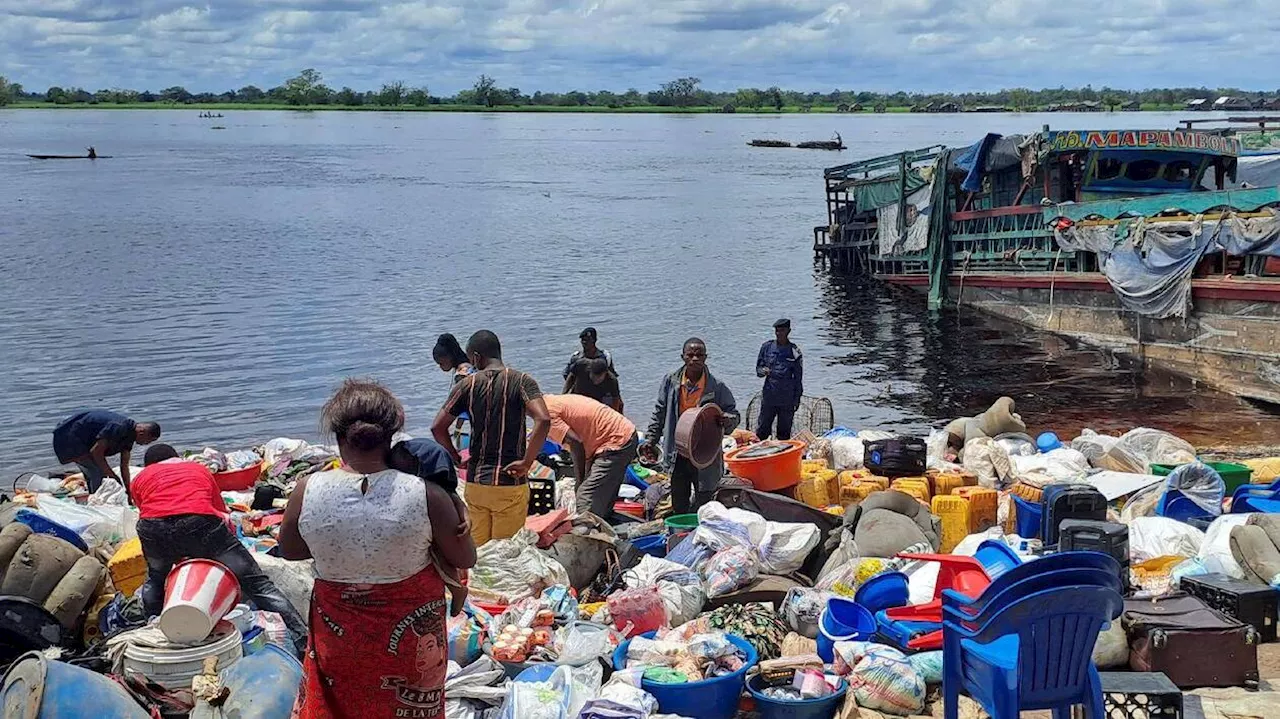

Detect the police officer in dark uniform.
xmin=755 ymin=318 xmax=804 ymax=440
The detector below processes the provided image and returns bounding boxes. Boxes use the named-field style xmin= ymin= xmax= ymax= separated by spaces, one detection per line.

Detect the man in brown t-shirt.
xmin=432 ymin=330 xmax=550 ymax=546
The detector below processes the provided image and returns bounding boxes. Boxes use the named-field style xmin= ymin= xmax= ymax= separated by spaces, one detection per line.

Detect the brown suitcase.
xmin=1122 ymin=593 xmax=1259 ymax=689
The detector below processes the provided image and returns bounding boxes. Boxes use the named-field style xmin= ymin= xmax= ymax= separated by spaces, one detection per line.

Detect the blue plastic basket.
xmin=1012 ymin=495 xmax=1043 ymax=539
xmin=613 ymin=632 xmax=757 ymax=719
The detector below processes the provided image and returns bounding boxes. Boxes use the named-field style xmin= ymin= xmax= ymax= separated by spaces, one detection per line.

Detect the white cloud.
xmin=0 ymin=0 xmax=1275 ymax=94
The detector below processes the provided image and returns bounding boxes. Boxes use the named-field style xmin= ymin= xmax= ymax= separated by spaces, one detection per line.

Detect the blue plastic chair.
xmin=1233 ymin=494 xmax=1280 ymax=514
xmin=973 ymin=540 xmax=1022 ymax=579
xmin=1231 ymin=478 xmax=1280 ymax=504
xmin=942 ymin=575 xmax=1123 ymax=719
xmin=943 ymin=551 xmax=1121 ymax=622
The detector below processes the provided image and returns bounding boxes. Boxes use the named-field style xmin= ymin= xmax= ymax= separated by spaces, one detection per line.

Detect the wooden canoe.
xmin=26 ymin=154 xmax=112 ymax=160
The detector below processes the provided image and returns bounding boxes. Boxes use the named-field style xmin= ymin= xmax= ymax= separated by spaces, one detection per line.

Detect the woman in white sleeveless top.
xmin=279 ymin=379 xmax=475 ymax=719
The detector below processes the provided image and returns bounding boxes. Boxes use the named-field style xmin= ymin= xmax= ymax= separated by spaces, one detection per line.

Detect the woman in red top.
xmin=132 ymin=443 xmax=307 ymax=653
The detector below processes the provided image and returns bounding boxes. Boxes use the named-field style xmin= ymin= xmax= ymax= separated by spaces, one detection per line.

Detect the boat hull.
xmin=881 ymin=272 xmax=1280 ymax=405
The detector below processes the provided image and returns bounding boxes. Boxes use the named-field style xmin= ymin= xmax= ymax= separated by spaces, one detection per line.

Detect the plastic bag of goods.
xmin=1198 ymin=514 xmax=1252 ymax=579
xmin=758 ymin=521 xmax=821 ymax=575
xmin=1166 ymin=461 xmax=1226 ymax=516
xmin=607 ymin=586 xmax=668 ymax=637
xmin=846 ymin=644 xmax=925 ymax=716
xmin=449 ymin=606 xmax=490 ymax=666
xmin=557 ymin=622 xmax=619 ymax=666
xmin=961 ymin=438 xmax=1014 ymax=490
xmin=29 ymin=498 xmax=135 ymax=547
xmin=831 ymin=437 xmax=866 ymax=470
xmin=1092 ymin=622 xmax=1129 ymax=669
xmin=691 ymin=502 xmax=766 ymax=552
xmin=1128 ymin=517 xmax=1205 ymax=562
xmin=623 ymin=555 xmax=706 ymax=626
xmin=499 ymin=665 xmax=574 ymax=719
xmin=701 ymin=546 xmax=759 ymax=598
xmin=1011 ymin=447 xmax=1090 ymax=487
xmin=470 ymin=529 xmax=571 ymax=605
xmin=1117 ymin=427 xmax=1196 ymax=468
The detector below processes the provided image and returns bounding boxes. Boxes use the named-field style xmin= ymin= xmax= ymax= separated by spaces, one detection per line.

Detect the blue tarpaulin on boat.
xmin=953 ymin=133 xmax=1003 ymax=192
xmin=1056 ymin=210 xmax=1280 ymax=318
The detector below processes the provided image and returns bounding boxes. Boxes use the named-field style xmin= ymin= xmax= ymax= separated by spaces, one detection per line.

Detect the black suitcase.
xmin=1123 ymin=593 xmax=1259 ymax=688
xmin=1059 ymin=519 xmax=1129 ymax=587
xmin=1041 ymin=483 xmax=1107 ymax=545
xmin=863 ymin=436 xmax=926 ymax=478
xmin=1180 ymin=573 xmax=1280 ymax=643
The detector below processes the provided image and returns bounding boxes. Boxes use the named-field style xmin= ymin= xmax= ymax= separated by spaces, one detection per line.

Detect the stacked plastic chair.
xmin=941 ymin=551 xmax=1125 ymax=719
xmin=876 ymin=540 xmax=1021 ymax=652
xmin=1231 ymin=479 xmax=1280 ymax=513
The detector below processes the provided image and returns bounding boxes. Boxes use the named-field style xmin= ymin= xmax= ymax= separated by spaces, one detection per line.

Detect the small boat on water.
xmin=26 ymin=154 xmax=111 ymax=160
xmin=750 ymin=133 xmax=845 ymax=150
xmin=797 ymin=133 xmax=846 ymax=151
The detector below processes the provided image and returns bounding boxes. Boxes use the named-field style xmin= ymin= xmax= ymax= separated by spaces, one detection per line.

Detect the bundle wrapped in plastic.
xmin=622 ymin=555 xmax=705 ymax=626
xmin=469 ymin=529 xmax=571 ymax=605
xmin=691 ymin=502 xmax=765 ymax=552
xmin=701 ymin=546 xmax=759 ymax=598
xmin=845 ymin=644 xmax=925 ymax=716
xmin=961 ymin=438 xmax=1014 ymax=490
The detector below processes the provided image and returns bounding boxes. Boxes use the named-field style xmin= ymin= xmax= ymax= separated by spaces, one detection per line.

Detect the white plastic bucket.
xmin=160 ymin=559 xmax=241 ymax=643
xmin=122 ymin=621 xmax=243 ymax=690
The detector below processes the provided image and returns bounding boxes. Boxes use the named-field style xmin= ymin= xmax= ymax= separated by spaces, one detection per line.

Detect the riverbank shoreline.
xmin=4 ymin=101 xmax=1187 ymax=114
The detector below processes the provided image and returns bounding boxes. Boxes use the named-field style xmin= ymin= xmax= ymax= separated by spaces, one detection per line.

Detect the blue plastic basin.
xmin=631 ymin=534 xmax=668 ymax=558
xmin=747 ymin=675 xmax=847 ymax=719
xmin=14 ymin=509 xmax=88 ymax=553
xmin=613 ymin=632 xmax=757 ymax=719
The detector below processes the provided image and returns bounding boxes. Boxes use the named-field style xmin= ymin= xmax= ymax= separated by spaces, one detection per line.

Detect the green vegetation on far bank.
xmin=0 ymin=69 xmax=1244 ymax=115
xmin=9 ymin=100 xmax=922 ymax=114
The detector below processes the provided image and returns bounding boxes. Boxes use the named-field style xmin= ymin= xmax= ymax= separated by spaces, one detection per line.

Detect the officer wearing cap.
xmin=755 ymin=318 xmax=804 ymax=440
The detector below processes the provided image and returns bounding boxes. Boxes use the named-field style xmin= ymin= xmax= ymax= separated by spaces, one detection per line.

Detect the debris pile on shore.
xmin=5 ymin=396 xmax=1280 ymax=718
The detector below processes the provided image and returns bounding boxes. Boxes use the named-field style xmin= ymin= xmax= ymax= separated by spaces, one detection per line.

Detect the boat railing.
xmin=824 ymin=145 xmax=945 ymax=181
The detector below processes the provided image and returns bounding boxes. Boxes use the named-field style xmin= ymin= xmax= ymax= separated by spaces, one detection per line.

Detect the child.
xmin=388 ymin=437 xmax=472 ymax=615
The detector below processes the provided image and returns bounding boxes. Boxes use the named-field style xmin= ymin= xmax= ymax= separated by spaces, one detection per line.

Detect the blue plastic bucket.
xmin=613 ymin=632 xmax=757 ymax=719
xmin=631 ymin=534 xmax=667 ymax=558
xmin=14 ymin=509 xmax=88 ymax=553
xmin=1012 ymin=495 xmax=1043 ymax=539
xmin=817 ymin=599 xmax=875 ymax=662
xmin=747 ymin=675 xmax=847 ymax=719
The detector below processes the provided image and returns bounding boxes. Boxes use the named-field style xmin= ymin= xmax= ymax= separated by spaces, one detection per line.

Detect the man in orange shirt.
xmin=543 ymin=394 xmax=638 ymax=518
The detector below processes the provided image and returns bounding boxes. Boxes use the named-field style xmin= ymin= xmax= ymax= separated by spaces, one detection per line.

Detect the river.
xmin=2 ymin=108 xmax=1278 ymax=478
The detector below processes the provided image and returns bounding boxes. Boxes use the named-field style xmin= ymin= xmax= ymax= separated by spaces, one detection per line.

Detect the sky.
xmin=2 ymin=0 xmax=1278 ymax=95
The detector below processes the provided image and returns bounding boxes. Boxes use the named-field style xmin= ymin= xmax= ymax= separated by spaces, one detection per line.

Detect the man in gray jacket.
xmin=641 ymin=338 xmax=739 ymax=514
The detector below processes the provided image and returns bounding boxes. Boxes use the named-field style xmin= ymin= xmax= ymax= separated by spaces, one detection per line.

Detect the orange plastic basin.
xmin=724 ymin=440 xmax=805 ymax=491
xmin=214 ymin=463 xmax=262 ymax=491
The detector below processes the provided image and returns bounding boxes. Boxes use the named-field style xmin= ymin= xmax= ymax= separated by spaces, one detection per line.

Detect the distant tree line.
xmin=3 ymin=70 xmax=1278 ymax=110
